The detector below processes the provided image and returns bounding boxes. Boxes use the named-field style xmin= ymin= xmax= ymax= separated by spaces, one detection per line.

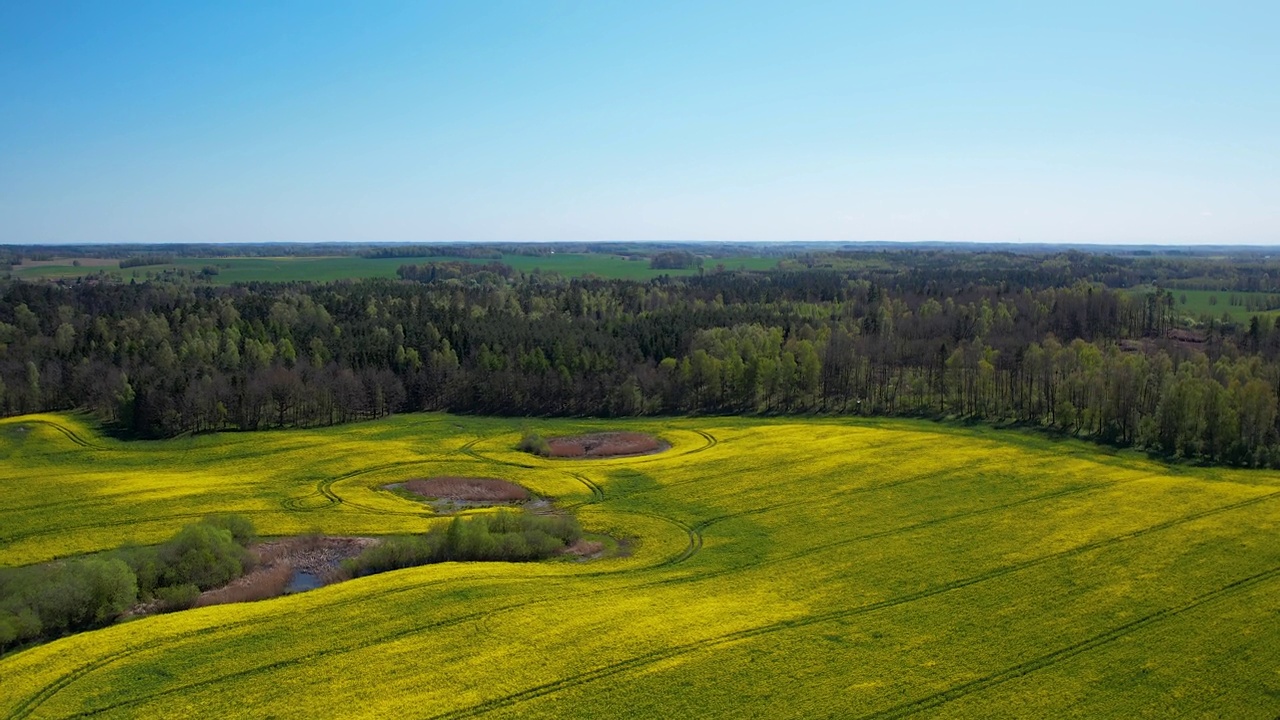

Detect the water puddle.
xmin=285 ymin=569 xmax=324 ymax=594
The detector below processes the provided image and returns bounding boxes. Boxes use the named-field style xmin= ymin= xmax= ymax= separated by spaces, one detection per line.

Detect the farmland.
xmin=8 ymin=253 xmax=781 ymax=284
xmin=1126 ymin=286 xmax=1280 ymax=324
xmin=2 ymin=413 xmax=1280 ymax=718
xmin=1171 ymin=289 xmax=1280 ymax=323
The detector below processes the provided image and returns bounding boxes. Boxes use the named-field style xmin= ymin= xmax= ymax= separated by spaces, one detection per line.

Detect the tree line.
xmin=4 ymin=254 xmax=1280 ymax=465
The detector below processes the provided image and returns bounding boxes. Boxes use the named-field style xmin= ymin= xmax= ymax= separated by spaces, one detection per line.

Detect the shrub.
xmin=117 ymin=516 xmax=255 ymax=597
xmin=517 ymin=432 xmax=550 ymax=456
xmin=0 ymin=609 xmax=41 ymax=650
xmin=116 ymin=545 xmax=164 ymax=598
xmin=0 ymin=516 xmax=257 ymax=652
xmin=202 ymin=514 xmax=257 ymax=546
xmin=345 ymin=510 xmax=582 ymax=577
xmin=76 ymin=558 xmax=138 ymax=624
xmin=0 ymin=558 xmax=136 ymax=644
xmin=159 ymin=523 xmax=246 ymax=590
xmin=153 ymin=584 xmax=201 ymax=613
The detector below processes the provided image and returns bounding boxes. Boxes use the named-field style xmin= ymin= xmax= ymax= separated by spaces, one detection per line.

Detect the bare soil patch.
xmin=402 ymin=477 xmax=531 ymax=502
xmin=545 ymin=432 xmax=668 ymax=458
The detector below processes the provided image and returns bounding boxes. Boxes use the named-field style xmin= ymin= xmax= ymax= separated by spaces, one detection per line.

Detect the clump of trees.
xmin=343 ymin=510 xmax=581 ymax=577
xmin=119 ymin=253 xmax=176 ymax=269
xmin=649 ymin=251 xmax=698 ymax=270
xmin=397 ymin=261 xmax=514 ymax=283
xmin=0 ymin=515 xmax=256 ymax=653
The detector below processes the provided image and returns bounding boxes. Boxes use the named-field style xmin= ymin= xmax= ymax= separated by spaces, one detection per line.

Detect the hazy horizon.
xmin=3 ymin=2 xmax=1277 ymax=245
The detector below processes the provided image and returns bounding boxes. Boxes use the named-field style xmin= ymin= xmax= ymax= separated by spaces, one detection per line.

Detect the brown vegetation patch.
xmin=401 ymin=477 xmax=531 ymax=502
xmin=196 ymin=563 xmax=293 ymax=606
xmin=561 ymin=539 xmax=604 ymax=558
xmin=545 ymin=432 xmax=668 ymax=458
xmin=194 ymin=536 xmax=377 ymax=608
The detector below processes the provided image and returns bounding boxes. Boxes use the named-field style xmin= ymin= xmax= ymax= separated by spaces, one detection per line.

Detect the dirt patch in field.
xmin=546 ymin=432 xmax=668 ymax=458
xmin=195 ymin=536 xmax=377 ymax=607
xmin=388 ymin=477 xmax=534 ymax=514
xmin=402 ymin=477 xmax=531 ymax=502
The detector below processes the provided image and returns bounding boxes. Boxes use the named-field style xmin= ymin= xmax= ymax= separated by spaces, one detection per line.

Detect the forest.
xmin=4 ymin=246 xmax=1280 ymax=466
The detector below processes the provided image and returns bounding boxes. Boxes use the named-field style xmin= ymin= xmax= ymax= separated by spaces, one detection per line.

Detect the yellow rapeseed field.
xmin=2 ymin=413 xmax=1280 ymax=718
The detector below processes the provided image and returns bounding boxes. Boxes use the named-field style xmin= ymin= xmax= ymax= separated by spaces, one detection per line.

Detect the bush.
xmin=116 ymin=545 xmax=164 ymax=598
xmin=0 ymin=609 xmax=41 ymax=650
xmin=153 ymin=584 xmax=201 ymax=613
xmin=0 ymin=515 xmax=257 ymax=653
xmin=518 ymin=432 xmax=550 ymax=456
xmin=118 ymin=515 xmax=256 ymax=597
xmin=203 ymin=514 xmax=257 ymax=546
xmin=0 ymin=558 xmax=136 ymax=648
xmin=159 ymin=523 xmax=246 ymax=590
xmin=76 ymin=558 xmax=138 ymax=624
xmin=346 ymin=510 xmax=582 ymax=577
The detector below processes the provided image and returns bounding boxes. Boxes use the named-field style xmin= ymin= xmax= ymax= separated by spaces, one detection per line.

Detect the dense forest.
xmin=5 ymin=248 xmax=1280 ymax=466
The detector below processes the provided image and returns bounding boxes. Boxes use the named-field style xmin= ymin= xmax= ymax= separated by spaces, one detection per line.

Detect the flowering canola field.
xmin=2 ymin=413 xmax=1280 ymax=718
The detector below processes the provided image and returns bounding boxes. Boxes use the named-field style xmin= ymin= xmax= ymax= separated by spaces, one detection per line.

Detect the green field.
xmin=2 ymin=413 xmax=1280 ymax=718
xmin=1169 ymin=289 xmax=1280 ymax=323
xmin=10 ymin=253 xmax=780 ymax=284
xmin=1127 ymin=287 xmax=1280 ymax=324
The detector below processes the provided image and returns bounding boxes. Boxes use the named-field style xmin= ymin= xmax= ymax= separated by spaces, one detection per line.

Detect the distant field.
xmin=9 ymin=253 xmax=781 ymax=284
xmin=3 ymin=413 xmax=1280 ymax=718
xmin=1128 ymin=286 xmax=1280 ymax=324
xmin=1172 ymin=289 xmax=1280 ymax=323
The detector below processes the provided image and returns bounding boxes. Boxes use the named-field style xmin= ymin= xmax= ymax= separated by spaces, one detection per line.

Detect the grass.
xmin=9 ymin=253 xmax=782 ymax=284
xmin=1 ymin=413 xmax=1280 ymax=717
xmin=1130 ymin=286 xmax=1280 ymax=324
xmin=1171 ymin=289 xmax=1280 ymax=323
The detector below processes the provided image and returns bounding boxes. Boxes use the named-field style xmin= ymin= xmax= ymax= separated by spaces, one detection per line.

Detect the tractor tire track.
xmin=423 ymin=489 xmax=1280 ymax=719
xmin=9 ymin=461 xmax=441 ymax=545
xmin=857 ymin=562 xmax=1280 ymax=720
xmin=460 ymin=429 xmax=716 ymax=469
xmin=21 ymin=544 xmax=700 ymax=720
xmin=457 ymin=438 xmax=536 ymax=469
xmin=689 ymin=429 xmax=718 ymax=454
xmin=613 ymin=510 xmax=702 ymax=567
xmin=10 ymin=427 xmax=1270 ymax=718
xmin=0 ymin=470 xmax=1167 ymax=715
xmin=3 ymin=572 xmax=515 ymax=720
xmin=630 ymin=437 xmax=1010 ymax=497
xmin=280 ymin=461 xmax=413 ymax=511
xmin=20 ymin=487 xmax=1277 ymax=719
xmin=5 ymin=647 xmax=135 ymax=720
xmin=19 ymin=420 xmax=110 ymax=452
xmin=280 ymin=461 xmax=439 ymax=517
xmin=662 ymin=472 xmax=1166 ymax=588
xmin=560 ymin=472 xmax=605 ymax=509
xmin=680 ymin=454 xmax=1066 ymax=539
xmin=72 ymin=601 xmax=533 ymax=718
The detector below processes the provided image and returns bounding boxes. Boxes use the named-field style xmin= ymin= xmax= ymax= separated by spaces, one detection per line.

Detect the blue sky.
xmin=1 ymin=1 xmax=1276 ymax=244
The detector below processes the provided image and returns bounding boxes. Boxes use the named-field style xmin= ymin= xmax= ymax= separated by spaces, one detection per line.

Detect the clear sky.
xmin=1 ymin=1 xmax=1277 ymax=245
